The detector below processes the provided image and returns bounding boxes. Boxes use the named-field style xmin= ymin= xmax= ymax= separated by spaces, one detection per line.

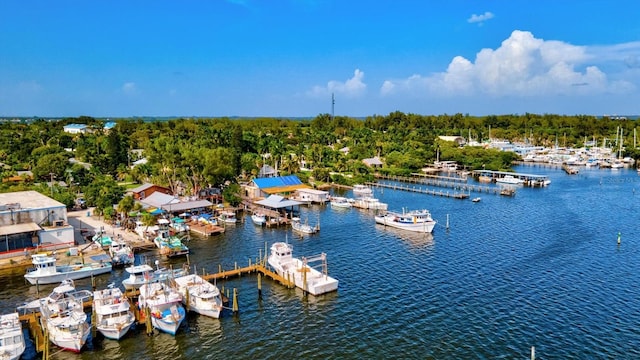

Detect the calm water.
xmin=3 ymin=165 xmax=640 ymax=359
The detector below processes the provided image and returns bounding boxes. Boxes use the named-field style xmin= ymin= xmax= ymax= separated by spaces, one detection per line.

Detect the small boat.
xmin=352 ymin=184 xmax=373 ymax=197
xmin=18 ymin=279 xmax=93 ymax=311
xmin=24 ymin=253 xmax=112 ymax=285
xmin=330 ymin=196 xmax=352 ymax=209
xmin=122 ymin=263 xmax=187 ymax=291
xmin=291 ymin=217 xmax=319 ymax=235
xmin=138 ymin=280 xmax=186 ymax=335
xmin=218 ymin=211 xmax=237 ymax=224
xmin=153 ymin=219 xmax=189 ymax=258
xmin=174 ymin=274 xmax=223 ymax=319
xmin=472 ymin=197 xmax=481 ymax=202
xmin=374 ymin=209 xmax=437 ymax=233
xmin=251 ymin=213 xmax=266 ymax=226
xmin=170 ymin=217 xmax=190 ymax=233
xmin=0 ymin=313 xmax=25 ymax=360
xmin=93 ymin=284 xmax=135 ymax=340
xmin=495 ymin=175 xmax=524 ymax=185
xmin=109 ymin=238 xmax=134 ymax=267
xmin=39 ymin=294 xmax=90 ymax=353
xmin=267 ymin=242 xmax=338 ymax=296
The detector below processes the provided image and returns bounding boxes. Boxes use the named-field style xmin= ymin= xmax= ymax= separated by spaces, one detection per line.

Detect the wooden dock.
xmin=189 ymin=222 xmax=225 ymax=236
xmin=369 ymin=174 xmax=509 ymax=197
xmin=366 ymin=182 xmax=471 ymax=199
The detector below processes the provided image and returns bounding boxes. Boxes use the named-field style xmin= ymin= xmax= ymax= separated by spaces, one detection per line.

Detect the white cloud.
xmin=467 ymin=11 xmax=494 ymax=24
xmin=122 ymin=82 xmax=136 ymax=94
xmin=308 ymin=69 xmax=367 ymax=98
xmin=380 ymin=30 xmax=636 ymax=98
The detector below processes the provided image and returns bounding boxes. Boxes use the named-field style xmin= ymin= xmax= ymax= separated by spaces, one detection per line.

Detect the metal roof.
xmin=255 ymin=195 xmax=303 ymax=209
xmin=253 ymin=175 xmax=303 ymax=189
xmin=0 ymin=222 xmax=41 ymax=236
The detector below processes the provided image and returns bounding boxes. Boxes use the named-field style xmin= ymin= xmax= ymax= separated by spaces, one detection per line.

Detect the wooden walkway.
xmin=189 ymin=222 xmax=225 ymax=236
xmin=369 ymin=174 xmax=509 ymax=197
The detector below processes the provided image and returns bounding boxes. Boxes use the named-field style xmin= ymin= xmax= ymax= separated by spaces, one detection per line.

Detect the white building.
xmin=0 ymin=191 xmax=74 ymax=255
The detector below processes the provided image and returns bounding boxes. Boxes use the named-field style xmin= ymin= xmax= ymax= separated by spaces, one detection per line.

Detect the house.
xmin=127 ymin=183 xmax=172 ymax=200
xmin=293 ymin=188 xmax=329 ymax=204
xmin=63 ymin=123 xmax=88 ymax=134
xmin=137 ymin=192 xmax=213 ymax=216
xmin=0 ymin=191 xmax=74 ymax=254
xmin=258 ymin=164 xmax=277 ymax=178
xmin=243 ymin=175 xmax=309 ymax=199
xmin=363 ymin=156 xmax=384 ymax=168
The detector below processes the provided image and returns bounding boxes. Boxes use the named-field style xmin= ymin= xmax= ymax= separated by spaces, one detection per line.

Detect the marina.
xmin=1 ymin=166 xmax=640 ymax=358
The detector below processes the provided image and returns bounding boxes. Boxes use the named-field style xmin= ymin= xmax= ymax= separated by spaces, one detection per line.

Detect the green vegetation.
xmin=1 ymin=113 xmax=638 ymax=215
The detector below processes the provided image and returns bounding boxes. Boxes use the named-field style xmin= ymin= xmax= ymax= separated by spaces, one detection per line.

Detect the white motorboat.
xmin=18 ymin=279 xmax=93 ymax=312
xmin=93 ymin=284 xmax=135 ymax=340
xmin=375 ymin=209 xmax=437 ymax=233
xmin=169 ymin=217 xmax=190 ymax=233
xmin=24 ymin=253 xmax=112 ymax=285
xmin=138 ymin=281 xmax=186 ymax=335
xmin=109 ymin=239 xmax=134 ymax=267
xmin=495 ymin=175 xmax=524 ymax=185
xmin=122 ymin=263 xmax=187 ymax=291
xmin=352 ymin=197 xmax=388 ymax=211
xmin=174 ymin=274 xmax=223 ymax=319
xmin=0 ymin=313 xmax=25 ymax=360
xmin=39 ymin=294 xmax=90 ymax=353
xmin=267 ymin=242 xmax=338 ymax=296
xmin=291 ymin=217 xmax=319 ymax=235
xmin=472 ymin=197 xmax=481 ymax=203
xmin=218 ymin=211 xmax=237 ymax=224
xmin=330 ymin=196 xmax=352 ymax=209
xmin=251 ymin=213 xmax=266 ymax=226
xmin=352 ymin=184 xmax=373 ymax=197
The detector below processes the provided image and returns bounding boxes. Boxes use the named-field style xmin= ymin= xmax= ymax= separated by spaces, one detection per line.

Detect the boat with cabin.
xmin=291 ymin=217 xmax=319 ymax=235
xmin=0 ymin=313 xmax=25 ymax=360
xmin=169 ymin=217 xmax=190 ymax=233
xmin=330 ymin=196 xmax=352 ymax=209
xmin=352 ymin=184 xmax=373 ymax=197
xmin=18 ymin=279 xmax=93 ymax=311
xmin=268 ymin=242 xmax=338 ymax=296
xmin=24 ymin=253 xmax=112 ymax=285
xmin=39 ymin=294 xmax=90 ymax=353
xmin=122 ymin=262 xmax=187 ymax=290
xmin=495 ymin=175 xmax=525 ymax=185
xmin=251 ymin=213 xmax=266 ymax=226
xmin=138 ymin=280 xmax=186 ymax=335
xmin=218 ymin=211 xmax=237 ymax=224
xmin=109 ymin=238 xmax=134 ymax=267
xmin=374 ymin=209 xmax=437 ymax=233
xmin=174 ymin=273 xmax=223 ymax=319
xmin=153 ymin=219 xmax=189 ymax=258
xmin=93 ymin=284 xmax=135 ymax=340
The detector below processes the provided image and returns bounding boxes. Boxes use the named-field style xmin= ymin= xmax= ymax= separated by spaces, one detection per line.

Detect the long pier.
xmin=371 ymin=174 xmax=509 ymax=196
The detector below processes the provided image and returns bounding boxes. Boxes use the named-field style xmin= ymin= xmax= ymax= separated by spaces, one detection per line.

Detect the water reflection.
xmin=374 ymin=224 xmax=435 ymax=249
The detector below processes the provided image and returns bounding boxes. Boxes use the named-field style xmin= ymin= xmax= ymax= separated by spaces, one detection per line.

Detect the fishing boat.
xmin=39 ymin=294 xmax=90 ymax=353
xmin=18 ymin=279 xmax=93 ymax=311
xmin=0 ymin=313 xmax=25 ymax=360
xmin=24 ymin=253 xmax=112 ymax=285
xmin=153 ymin=219 xmax=189 ymax=258
xmin=267 ymin=242 xmax=338 ymax=296
xmin=251 ymin=213 xmax=266 ymax=226
xmin=330 ymin=196 xmax=352 ymax=209
xmin=93 ymin=284 xmax=135 ymax=340
xmin=291 ymin=217 xmax=319 ymax=235
xmin=109 ymin=238 xmax=134 ymax=267
xmin=374 ymin=209 xmax=437 ymax=233
xmin=122 ymin=262 xmax=187 ymax=290
xmin=174 ymin=274 xmax=223 ymax=319
xmin=352 ymin=184 xmax=373 ymax=197
xmin=138 ymin=280 xmax=186 ymax=335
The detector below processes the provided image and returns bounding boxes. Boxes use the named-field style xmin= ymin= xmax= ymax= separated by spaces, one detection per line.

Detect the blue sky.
xmin=1 ymin=0 xmax=639 ymax=118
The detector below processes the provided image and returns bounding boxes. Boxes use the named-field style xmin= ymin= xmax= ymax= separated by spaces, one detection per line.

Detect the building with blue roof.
xmin=63 ymin=123 xmax=88 ymax=134
xmin=244 ymin=175 xmax=310 ymax=199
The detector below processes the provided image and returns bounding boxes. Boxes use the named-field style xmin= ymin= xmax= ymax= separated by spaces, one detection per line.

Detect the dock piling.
xmin=257 ymin=273 xmax=262 ymax=299
xmin=232 ymin=288 xmax=239 ymax=314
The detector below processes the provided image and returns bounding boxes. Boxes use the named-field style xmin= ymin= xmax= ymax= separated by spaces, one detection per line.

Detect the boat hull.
xmin=150 ymin=306 xmax=185 ymax=335
xmin=374 ymin=212 xmax=437 ymax=233
xmin=25 ymin=265 xmax=112 ymax=285
xmin=268 ymin=243 xmax=338 ymax=296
